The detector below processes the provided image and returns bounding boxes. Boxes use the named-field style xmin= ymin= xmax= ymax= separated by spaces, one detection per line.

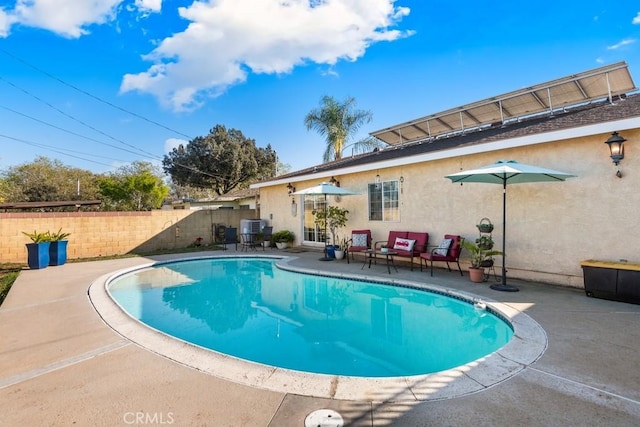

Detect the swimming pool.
xmin=91 ymin=254 xmax=547 ymax=401
xmin=108 ymin=257 xmax=513 ymax=377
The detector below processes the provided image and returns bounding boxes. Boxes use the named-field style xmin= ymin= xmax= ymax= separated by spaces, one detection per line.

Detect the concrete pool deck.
xmin=1 ymin=249 xmax=640 ymax=426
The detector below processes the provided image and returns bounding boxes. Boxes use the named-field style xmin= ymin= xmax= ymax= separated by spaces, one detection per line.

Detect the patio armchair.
xmin=240 ymin=233 xmax=260 ymax=251
xmin=347 ymin=229 xmax=372 ymax=263
xmin=419 ymin=234 xmax=463 ymax=276
xmin=375 ymin=231 xmax=429 ymax=271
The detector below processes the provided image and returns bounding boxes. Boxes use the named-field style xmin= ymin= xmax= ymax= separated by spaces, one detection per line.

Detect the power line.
xmin=0 ymin=52 xmax=233 ymax=181
xmin=0 ymin=48 xmax=195 ymax=140
xmin=0 ymin=104 xmax=158 ymax=159
xmin=0 ymin=133 xmax=122 ymax=168
xmin=0 ymin=81 xmax=226 ymax=179
xmin=0 ymin=75 xmax=164 ymax=160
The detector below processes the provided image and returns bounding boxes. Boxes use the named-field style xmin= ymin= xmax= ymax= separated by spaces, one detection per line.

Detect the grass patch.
xmin=0 ymin=264 xmax=24 ymax=307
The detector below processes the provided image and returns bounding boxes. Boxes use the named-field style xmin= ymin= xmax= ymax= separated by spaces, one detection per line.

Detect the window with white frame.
xmin=368 ymin=180 xmax=399 ymax=221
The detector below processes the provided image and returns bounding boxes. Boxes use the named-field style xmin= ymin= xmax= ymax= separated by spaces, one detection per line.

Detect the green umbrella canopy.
xmin=291 ymin=182 xmax=358 ymax=196
xmin=445 ymin=160 xmax=576 ymax=184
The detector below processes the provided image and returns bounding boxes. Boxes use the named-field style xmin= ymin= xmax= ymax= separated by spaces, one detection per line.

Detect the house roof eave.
xmin=253 ymin=114 xmax=640 ymax=190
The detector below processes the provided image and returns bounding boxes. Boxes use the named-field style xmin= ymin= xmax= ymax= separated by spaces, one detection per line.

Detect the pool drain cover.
xmin=304 ymin=409 xmax=344 ymax=427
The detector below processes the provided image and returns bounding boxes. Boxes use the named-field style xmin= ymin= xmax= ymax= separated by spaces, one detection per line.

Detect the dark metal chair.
xmin=261 ymin=226 xmax=273 ymax=251
xmin=240 ymin=233 xmax=260 ymax=251
xmin=223 ymin=227 xmax=238 ymax=250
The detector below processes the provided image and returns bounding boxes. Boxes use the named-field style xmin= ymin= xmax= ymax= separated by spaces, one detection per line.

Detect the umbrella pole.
xmin=319 ymin=194 xmax=333 ymax=261
xmin=490 ymin=180 xmax=519 ymax=292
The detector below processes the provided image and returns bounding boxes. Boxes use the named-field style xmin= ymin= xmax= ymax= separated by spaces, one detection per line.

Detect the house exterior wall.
xmin=259 ymin=129 xmax=640 ymax=288
xmin=1 ymin=209 xmax=258 ymax=263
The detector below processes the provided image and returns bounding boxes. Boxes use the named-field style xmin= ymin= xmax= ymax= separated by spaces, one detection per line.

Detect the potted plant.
xmin=334 ymin=236 xmax=350 ymax=260
xmin=476 ymin=217 xmax=494 ymax=233
xmin=48 ymin=228 xmax=71 ymax=266
xmin=261 ymin=226 xmax=273 ymax=248
xmin=272 ymin=230 xmax=295 ymax=249
xmin=312 ymin=206 xmax=349 ymax=258
xmin=22 ymin=230 xmax=52 ymax=269
xmin=476 ymin=235 xmax=494 ymax=250
xmin=254 ymin=231 xmax=268 ymax=248
xmin=380 ymin=244 xmax=389 ymax=253
xmin=462 ymin=239 xmax=502 ymax=283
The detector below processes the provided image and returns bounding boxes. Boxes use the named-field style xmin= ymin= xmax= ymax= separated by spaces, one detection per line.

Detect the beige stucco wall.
xmin=1 ymin=209 xmax=259 ymax=263
xmin=260 ymin=130 xmax=640 ymax=288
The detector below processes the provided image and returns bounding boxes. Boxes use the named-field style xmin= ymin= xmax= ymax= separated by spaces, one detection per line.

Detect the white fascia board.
xmin=253 ymin=116 xmax=640 ymax=189
xmin=250 ymin=175 xmax=338 ymax=189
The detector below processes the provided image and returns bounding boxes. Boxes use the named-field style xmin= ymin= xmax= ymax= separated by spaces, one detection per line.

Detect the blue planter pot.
xmin=26 ymin=242 xmax=51 ymax=269
xmin=49 ymin=240 xmax=68 ymax=266
xmin=326 ymin=245 xmax=337 ymax=259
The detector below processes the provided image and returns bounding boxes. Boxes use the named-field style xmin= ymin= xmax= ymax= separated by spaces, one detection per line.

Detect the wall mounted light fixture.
xmin=375 ymin=173 xmax=381 ymax=190
xmin=399 ymin=176 xmax=404 ymax=194
xmin=329 ymin=176 xmax=340 ymax=187
xmin=287 ymin=183 xmax=295 ymax=195
xmin=604 ymin=131 xmax=626 ymax=178
xmin=605 ymin=131 xmax=626 ymax=166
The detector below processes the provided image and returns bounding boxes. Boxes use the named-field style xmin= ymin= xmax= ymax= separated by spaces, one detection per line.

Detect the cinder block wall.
xmin=1 ymin=209 xmax=259 ymax=263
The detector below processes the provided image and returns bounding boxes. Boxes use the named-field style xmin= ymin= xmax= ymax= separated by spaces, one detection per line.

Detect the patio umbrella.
xmin=445 ymin=160 xmax=576 ymax=292
xmin=292 ymin=183 xmax=358 ymax=261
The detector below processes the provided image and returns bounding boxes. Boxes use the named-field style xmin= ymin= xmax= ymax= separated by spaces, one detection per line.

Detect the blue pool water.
xmin=108 ymin=257 xmax=513 ymax=377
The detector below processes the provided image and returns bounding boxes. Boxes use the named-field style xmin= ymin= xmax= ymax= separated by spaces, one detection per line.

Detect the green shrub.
xmin=272 ymin=230 xmax=295 ymax=243
xmin=21 ymin=230 xmax=52 ymax=243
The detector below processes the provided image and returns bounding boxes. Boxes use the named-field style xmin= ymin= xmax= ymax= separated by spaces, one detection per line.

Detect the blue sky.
xmin=1 ymin=0 xmax=639 ymax=175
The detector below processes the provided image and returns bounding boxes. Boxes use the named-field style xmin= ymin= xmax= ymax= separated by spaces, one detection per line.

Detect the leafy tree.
xmin=163 ymin=125 xmax=276 ymax=195
xmin=1 ymin=156 xmax=100 ymax=205
xmin=97 ymin=161 xmax=169 ymax=211
xmin=169 ymin=183 xmax=219 ymax=201
xmin=0 ymin=177 xmax=9 ymax=203
xmin=304 ymin=95 xmax=383 ymax=162
xmin=276 ymin=160 xmax=292 ymax=176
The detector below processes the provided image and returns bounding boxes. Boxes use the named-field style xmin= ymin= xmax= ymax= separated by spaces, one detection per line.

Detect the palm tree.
xmin=304 ymin=95 xmax=382 ymax=162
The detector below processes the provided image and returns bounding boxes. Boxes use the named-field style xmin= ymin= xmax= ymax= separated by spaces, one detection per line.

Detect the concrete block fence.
xmin=0 ymin=209 xmax=258 ymax=264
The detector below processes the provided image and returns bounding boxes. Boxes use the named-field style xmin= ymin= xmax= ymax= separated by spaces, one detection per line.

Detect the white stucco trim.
xmin=252 ymin=116 xmax=640 ymax=189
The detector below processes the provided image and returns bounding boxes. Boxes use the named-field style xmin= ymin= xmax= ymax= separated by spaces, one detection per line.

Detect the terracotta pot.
xmin=469 ymin=267 xmax=485 ymax=283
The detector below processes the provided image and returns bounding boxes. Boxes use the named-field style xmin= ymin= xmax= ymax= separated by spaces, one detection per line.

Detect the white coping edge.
xmin=88 ymin=254 xmax=547 ymax=403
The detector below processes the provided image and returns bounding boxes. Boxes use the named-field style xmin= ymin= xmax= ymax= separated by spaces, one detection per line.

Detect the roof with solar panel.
xmin=371 ymin=62 xmax=636 ymax=146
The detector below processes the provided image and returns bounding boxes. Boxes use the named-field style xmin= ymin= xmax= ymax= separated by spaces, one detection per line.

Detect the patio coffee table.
xmin=362 ymin=249 xmax=398 ymax=274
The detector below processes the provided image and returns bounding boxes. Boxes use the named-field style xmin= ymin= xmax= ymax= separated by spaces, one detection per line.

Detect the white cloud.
xmin=633 ymin=12 xmax=640 ymax=24
xmin=121 ymin=0 xmax=413 ymax=112
xmin=11 ymin=0 xmax=121 ymax=38
xmin=135 ymin=0 xmax=162 ymax=13
xmin=165 ymin=138 xmax=186 ymax=153
xmin=606 ymin=38 xmax=636 ymax=50
xmin=0 ymin=8 xmax=17 ymax=37
xmin=3 ymin=0 xmax=159 ymax=38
